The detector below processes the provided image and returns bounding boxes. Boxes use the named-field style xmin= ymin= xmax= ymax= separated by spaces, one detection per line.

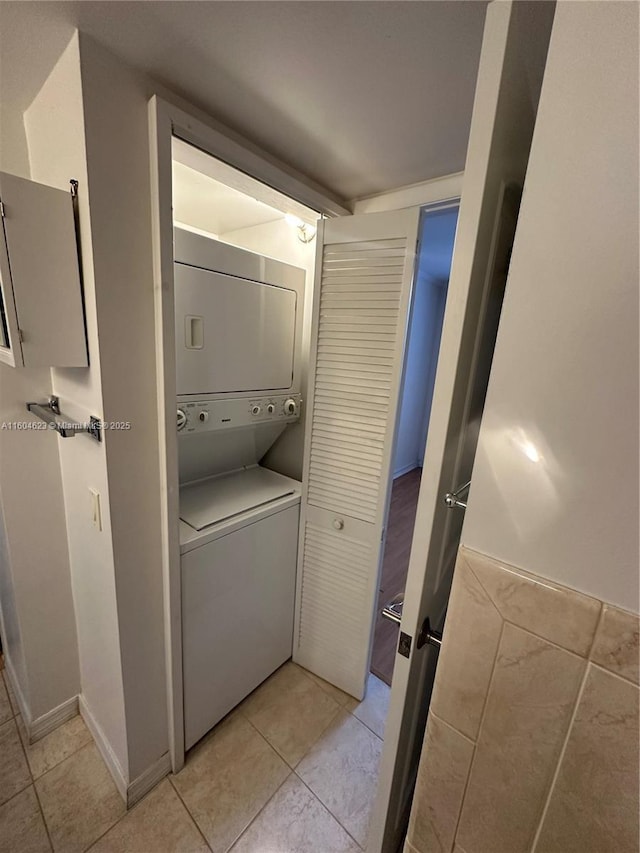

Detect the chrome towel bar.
xmin=26 ymin=396 xmax=101 ymax=441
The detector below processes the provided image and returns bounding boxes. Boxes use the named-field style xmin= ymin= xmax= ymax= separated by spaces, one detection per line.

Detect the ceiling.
xmin=0 ymin=1 xmax=489 ymax=201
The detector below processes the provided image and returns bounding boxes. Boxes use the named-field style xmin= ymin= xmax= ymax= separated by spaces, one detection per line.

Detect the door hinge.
xmin=0 ymin=201 xmax=5 ymax=218
xmin=17 ymin=328 xmax=24 ymax=343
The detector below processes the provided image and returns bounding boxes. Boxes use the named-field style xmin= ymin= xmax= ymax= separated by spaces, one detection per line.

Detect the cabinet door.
xmin=0 ymin=172 xmax=87 ymax=368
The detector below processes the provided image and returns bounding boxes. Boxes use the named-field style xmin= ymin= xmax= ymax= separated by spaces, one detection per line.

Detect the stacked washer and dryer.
xmin=174 ymin=227 xmax=305 ymax=750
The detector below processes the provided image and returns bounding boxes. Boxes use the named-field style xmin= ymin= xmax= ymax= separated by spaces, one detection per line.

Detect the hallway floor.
xmin=0 ymin=663 xmax=390 ymax=853
xmin=371 ymin=468 xmax=422 ymax=686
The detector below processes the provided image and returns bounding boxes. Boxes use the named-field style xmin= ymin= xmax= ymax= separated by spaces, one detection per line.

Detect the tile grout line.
xmin=528 ymin=661 xmax=591 ymax=853
xmin=449 ymin=618 xmax=506 ymax=849
xmin=234 ymin=674 xmax=371 ymax=850
xmin=296 ymin=661 xmax=389 ymax=743
xmin=166 ymin=775 xmax=215 ymax=852
xmin=221 ymin=771 xmax=293 ymax=852
xmin=429 ymin=710 xmax=476 ymax=747
xmin=293 ymin=768 xmax=364 ymax=851
xmin=349 ymin=712 xmax=384 ymax=744
xmin=8 ymin=711 xmax=55 ymax=853
xmin=30 ymin=737 xmax=121 ymax=853
xmin=586 ymin=603 xmax=605 ymax=659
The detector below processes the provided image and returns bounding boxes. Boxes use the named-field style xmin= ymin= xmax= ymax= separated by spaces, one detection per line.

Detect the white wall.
xmin=77 ymin=34 xmax=168 ymax=781
xmin=24 ymin=33 xmax=129 ymax=765
xmin=462 ymin=2 xmax=639 ymax=613
xmin=0 ymin=38 xmax=81 ymax=724
xmin=221 ymin=218 xmax=317 ymax=481
xmin=394 ymin=274 xmax=446 ymax=477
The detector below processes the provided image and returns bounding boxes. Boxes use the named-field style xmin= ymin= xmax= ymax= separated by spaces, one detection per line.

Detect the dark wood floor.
xmin=370 ymin=468 xmax=422 ymax=686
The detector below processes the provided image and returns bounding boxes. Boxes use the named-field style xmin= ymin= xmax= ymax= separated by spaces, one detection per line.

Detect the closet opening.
xmin=372 ymin=205 xmax=459 ymax=686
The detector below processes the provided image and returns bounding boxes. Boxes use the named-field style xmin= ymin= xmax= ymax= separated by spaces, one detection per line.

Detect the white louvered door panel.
xmin=294 ymin=208 xmax=421 ymax=699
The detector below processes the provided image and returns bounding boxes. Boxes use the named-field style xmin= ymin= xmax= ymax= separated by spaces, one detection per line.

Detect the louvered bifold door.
xmin=293 ymin=208 xmax=421 ymax=699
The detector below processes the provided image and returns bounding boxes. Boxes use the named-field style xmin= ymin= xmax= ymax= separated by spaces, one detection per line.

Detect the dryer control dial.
xmin=198 ymin=411 xmax=209 ymax=423
xmin=283 ymin=398 xmax=297 ymax=416
xmin=251 ymin=405 xmax=261 ymax=416
xmin=177 ymin=409 xmax=187 ymax=431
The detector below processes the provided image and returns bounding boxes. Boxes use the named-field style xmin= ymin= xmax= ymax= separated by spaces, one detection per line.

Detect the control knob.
xmin=283 ymin=398 xmax=297 ymax=416
xmin=251 ymin=405 xmax=261 ymax=415
xmin=198 ymin=411 xmax=209 ymax=423
xmin=177 ymin=409 xmax=187 ymax=431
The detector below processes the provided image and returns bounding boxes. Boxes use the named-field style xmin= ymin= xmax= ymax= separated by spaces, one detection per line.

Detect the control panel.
xmin=177 ymin=394 xmax=302 ymax=434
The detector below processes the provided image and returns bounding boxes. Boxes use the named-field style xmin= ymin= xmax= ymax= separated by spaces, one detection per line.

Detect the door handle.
xmin=381 ymin=593 xmax=404 ymax=625
xmin=444 ymin=480 xmax=471 ymax=509
xmin=417 ymin=616 xmax=443 ymax=649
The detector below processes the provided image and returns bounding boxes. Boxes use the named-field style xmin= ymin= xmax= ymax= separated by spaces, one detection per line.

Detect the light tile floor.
xmin=0 ymin=664 xmax=390 ymax=853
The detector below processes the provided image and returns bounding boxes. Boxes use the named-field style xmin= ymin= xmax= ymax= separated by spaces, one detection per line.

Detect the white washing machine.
xmin=180 ymin=462 xmax=301 ymax=750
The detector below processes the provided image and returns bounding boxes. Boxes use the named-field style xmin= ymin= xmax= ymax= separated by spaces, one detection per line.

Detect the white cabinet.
xmin=181 ymin=503 xmax=299 ymax=749
xmin=0 ymin=172 xmax=88 ymax=368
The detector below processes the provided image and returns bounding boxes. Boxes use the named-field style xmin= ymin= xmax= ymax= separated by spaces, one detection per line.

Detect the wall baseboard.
xmin=127 ymin=752 xmax=171 ymax=808
xmin=78 ymin=695 xmax=170 ymax=808
xmin=3 ymin=657 xmax=30 ymax=725
xmin=393 ymin=462 xmax=420 ymax=479
xmin=3 ymin=657 xmax=79 ymax=744
xmin=30 ymin=695 xmax=79 ymax=744
xmin=79 ymin=695 xmax=128 ymax=803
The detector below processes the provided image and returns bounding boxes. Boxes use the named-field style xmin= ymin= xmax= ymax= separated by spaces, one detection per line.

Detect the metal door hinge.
xmin=17 ymin=328 xmax=24 ymax=343
xmin=0 ymin=201 xmax=5 ymax=218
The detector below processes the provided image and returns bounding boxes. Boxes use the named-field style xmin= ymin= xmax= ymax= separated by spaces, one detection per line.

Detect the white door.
xmin=292 ymin=208 xmax=421 ymax=699
xmin=368 ymin=2 xmax=555 ymax=851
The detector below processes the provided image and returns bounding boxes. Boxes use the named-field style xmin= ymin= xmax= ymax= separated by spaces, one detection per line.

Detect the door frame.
xmin=148 ymin=93 xmax=465 ymax=776
xmin=366 ymin=199 xmax=461 ymax=683
xmin=148 ymin=95 xmax=350 ymax=771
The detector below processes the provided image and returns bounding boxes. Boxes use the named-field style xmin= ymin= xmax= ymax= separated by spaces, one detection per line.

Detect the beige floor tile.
xmin=172 ymin=712 xmax=289 ymax=852
xmin=0 ymin=676 xmax=13 ymax=726
xmin=345 ymin=673 xmax=390 ymax=739
xmin=296 ymin=710 xmax=382 ymax=848
xmin=239 ymin=662 xmax=340 ymax=766
xmin=35 ymin=743 xmax=125 ymax=853
xmin=301 ymin=668 xmax=354 ymax=707
xmin=89 ymin=779 xmax=208 ymax=853
xmin=0 ymin=785 xmax=51 ymax=853
xmin=17 ymin=714 xmax=93 ymax=780
xmin=230 ymin=774 xmax=359 ymax=853
xmin=0 ymin=718 xmax=31 ymax=806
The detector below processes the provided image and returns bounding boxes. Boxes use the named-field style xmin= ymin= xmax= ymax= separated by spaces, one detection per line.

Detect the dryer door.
xmin=175 ymin=263 xmax=297 ymax=396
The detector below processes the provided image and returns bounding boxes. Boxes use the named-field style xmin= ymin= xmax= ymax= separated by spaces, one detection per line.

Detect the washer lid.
xmin=180 ymin=466 xmax=296 ymax=531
